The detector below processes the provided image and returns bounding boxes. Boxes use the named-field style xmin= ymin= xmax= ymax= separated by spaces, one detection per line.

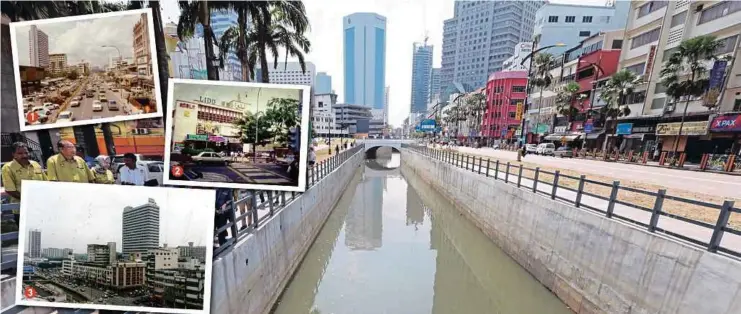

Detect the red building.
xmin=483 ymin=71 xmax=528 ymax=142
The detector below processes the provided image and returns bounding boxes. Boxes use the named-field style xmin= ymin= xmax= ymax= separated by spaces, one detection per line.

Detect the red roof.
xmin=488 ymin=70 xmax=528 ymax=81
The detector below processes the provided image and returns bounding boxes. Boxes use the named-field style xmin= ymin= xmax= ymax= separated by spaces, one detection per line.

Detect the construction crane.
xmin=424 ymin=31 xmax=429 ymax=46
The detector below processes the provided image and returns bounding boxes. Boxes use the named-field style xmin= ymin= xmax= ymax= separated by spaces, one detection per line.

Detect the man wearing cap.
xmin=1 ymin=142 xmax=47 ymax=225
xmin=46 ymin=140 xmax=95 ymax=183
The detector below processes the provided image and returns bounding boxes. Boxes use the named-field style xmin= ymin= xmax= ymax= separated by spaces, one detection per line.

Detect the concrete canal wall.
xmin=209 ymin=152 xmax=364 ymax=314
xmin=401 ymin=148 xmax=741 ymax=314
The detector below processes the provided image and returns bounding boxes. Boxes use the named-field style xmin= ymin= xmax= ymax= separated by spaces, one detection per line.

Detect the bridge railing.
xmin=213 ymin=144 xmax=365 ymax=257
xmin=1 ymin=203 xmax=19 ymax=276
xmin=403 ymin=144 xmax=741 ymax=260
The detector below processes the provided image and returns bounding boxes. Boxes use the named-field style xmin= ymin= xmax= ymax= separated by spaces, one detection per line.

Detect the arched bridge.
xmin=360 ymin=139 xmax=414 ymax=151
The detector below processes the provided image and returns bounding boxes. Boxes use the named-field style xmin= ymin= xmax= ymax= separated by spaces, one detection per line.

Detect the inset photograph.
xmin=9 ymin=9 xmax=163 ymax=131
xmin=15 ymin=181 xmax=214 ymax=314
xmin=163 ymin=79 xmax=311 ymax=192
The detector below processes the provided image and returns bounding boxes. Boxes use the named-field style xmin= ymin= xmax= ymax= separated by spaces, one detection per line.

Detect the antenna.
xmin=424 ymin=30 xmax=429 ymax=46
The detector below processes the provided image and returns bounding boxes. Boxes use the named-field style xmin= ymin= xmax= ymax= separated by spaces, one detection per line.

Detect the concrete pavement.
xmin=452 ymin=146 xmax=741 ymax=199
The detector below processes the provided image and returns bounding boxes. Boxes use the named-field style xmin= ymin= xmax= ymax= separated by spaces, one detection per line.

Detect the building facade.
xmin=48 ymin=53 xmax=67 ymax=76
xmin=502 ymin=42 xmax=533 ymax=71
xmin=410 ymin=42 xmax=434 ymax=114
xmin=122 ymin=198 xmax=160 ymax=256
xmin=171 ymin=99 xmax=243 ymax=150
xmin=313 ymin=93 xmax=343 ymax=137
xmin=86 ymin=243 xmax=116 ymax=266
xmin=484 ymin=71 xmax=529 ymax=142
xmin=28 ymin=229 xmax=41 ymax=258
xmin=42 ymin=248 xmax=73 ymax=259
xmin=334 ymin=103 xmax=373 ymax=136
xmin=343 ymin=13 xmax=387 ymax=110
xmin=28 ymin=25 xmax=49 ymax=68
xmin=429 ymin=67 xmax=441 ymax=103
xmin=440 ymin=0 xmax=542 ymax=102
xmin=177 ymin=242 xmax=207 ymax=263
xmin=133 ymin=13 xmax=152 ymax=76
xmin=255 ymin=61 xmax=316 ymax=86
xmin=208 ymin=10 xmax=243 ymax=81
xmin=315 ymin=72 xmax=332 ymax=94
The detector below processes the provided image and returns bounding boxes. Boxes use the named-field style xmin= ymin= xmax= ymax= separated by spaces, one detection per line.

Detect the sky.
xmin=172 ymin=82 xmax=301 ymax=114
xmin=161 ymin=0 xmax=608 ymax=127
xmin=22 ymin=181 xmax=215 ymax=254
xmin=14 ymin=12 xmax=141 ymax=68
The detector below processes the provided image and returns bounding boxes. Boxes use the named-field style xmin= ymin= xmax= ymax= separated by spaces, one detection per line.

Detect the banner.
xmin=515 ymin=102 xmax=523 ymax=121
xmin=655 ymin=121 xmax=708 ymax=136
xmin=710 ymin=114 xmax=741 ymax=132
xmin=616 ymin=123 xmax=633 ymax=135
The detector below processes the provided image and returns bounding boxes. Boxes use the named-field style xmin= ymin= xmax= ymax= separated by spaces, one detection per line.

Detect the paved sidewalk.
xmin=450 ymin=154 xmax=741 ymax=255
xmin=452 ymin=146 xmax=741 ymax=199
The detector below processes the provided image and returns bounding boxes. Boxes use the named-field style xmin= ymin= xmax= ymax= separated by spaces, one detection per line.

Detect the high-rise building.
xmin=42 ymin=248 xmax=73 ymax=259
xmin=410 ymin=41 xmax=433 ymax=114
xmin=343 ymin=13 xmax=387 ymax=110
xmin=177 ymin=242 xmax=207 ymax=263
xmin=87 ymin=243 xmax=116 ymax=266
xmin=28 ymin=229 xmax=41 ymax=258
xmin=440 ymin=1 xmax=543 ymax=102
xmin=28 ymin=25 xmax=49 ymax=67
xmin=533 ymin=0 xmax=631 ymax=55
xmin=48 ymin=54 xmax=67 ymax=76
xmin=384 ymin=86 xmax=390 ymax=125
xmin=502 ymin=42 xmax=534 ymax=71
xmin=429 ymin=67 xmax=441 ymax=103
xmin=315 ymin=72 xmax=332 ymax=94
xmin=209 ymin=10 xmax=242 ymax=81
xmin=254 ymin=61 xmax=316 ymax=86
xmin=122 ymin=198 xmax=160 ymax=255
xmin=133 ymin=13 xmax=152 ymax=76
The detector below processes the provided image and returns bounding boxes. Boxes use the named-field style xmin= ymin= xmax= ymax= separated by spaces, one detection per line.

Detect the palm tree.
xmin=599 ymin=69 xmax=643 ymax=152
xmin=555 ymin=82 xmax=587 ymax=123
xmin=177 ymin=0 xmax=229 ymax=80
xmin=530 ymin=53 xmax=555 ymax=132
xmin=659 ymin=35 xmax=724 ymax=162
xmin=465 ymin=93 xmax=487 ymax=140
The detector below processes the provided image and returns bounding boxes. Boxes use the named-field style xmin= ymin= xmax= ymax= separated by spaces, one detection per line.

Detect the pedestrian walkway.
xmin=447 ymin=152 xmax=741 ymax=256
xmin=229 ymin=163 xmax=292 ymax=185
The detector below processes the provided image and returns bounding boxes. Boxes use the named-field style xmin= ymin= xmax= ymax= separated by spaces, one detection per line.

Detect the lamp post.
xmin=101 ymin=45 xmax=123 ymax=98
xmin=253 ymin=87 xmax=263 ymax=163
xmin=518 ymin=43 xmax=566 ymax=147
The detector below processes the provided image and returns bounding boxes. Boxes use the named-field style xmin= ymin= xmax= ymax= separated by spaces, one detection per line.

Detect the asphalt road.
xmin=453 ymin=146 xmax=741 ymax=199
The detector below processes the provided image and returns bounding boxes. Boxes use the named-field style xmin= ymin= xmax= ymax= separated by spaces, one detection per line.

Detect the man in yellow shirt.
xmin=1 ymin=142 xmax=47 ymax=225
xmin=46 ymin=140 xmax=95 ymax=183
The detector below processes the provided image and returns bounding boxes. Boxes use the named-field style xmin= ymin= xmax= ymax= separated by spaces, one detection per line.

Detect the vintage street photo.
xmin=10 ymin=9 xmax=163 ymax=131
xmin=164 ymin=79 xmax=311 ymax=192
xmin=15 ymin=181 xmax=214 ymax=314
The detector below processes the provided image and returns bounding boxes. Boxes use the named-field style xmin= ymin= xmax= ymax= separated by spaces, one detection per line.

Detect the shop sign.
xmin=208 ymin=135 xmax=226 ymax=142
xmin=710 ymin=114 xmax=741 ymax=132
xmin=515 ymin=102 xmax=523 ymax=121
xmin=616 ymin=123 xmax=633 ymax=135
xmin=554 ymin=126 xmax=568 ymax=133
xmin=186 ymin=134 xmax=208 ymax=141
xmin=655 ymin=121 xmax=708 ymax=136
xmin=584 ymin=119 xmax=594 ymax=133
xmin=632 ymin=126 xmax=655 ymax=133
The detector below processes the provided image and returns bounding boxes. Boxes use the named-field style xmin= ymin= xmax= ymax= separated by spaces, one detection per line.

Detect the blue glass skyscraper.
xmin=410 ymin=42 xmax=433 ymax=114
xmin=343 ymin=13 xmax=386 ymax=110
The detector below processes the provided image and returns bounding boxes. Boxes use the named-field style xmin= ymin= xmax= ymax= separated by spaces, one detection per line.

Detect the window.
xmin=582 ymin=16 xmax=593 ymax=23
xmin=579 ymin=31 xmax=591 ymax=37
xmin=599 ymin=16 xmax=611 ymax=24
xmin=734 ymin=98 xmax=741 ymax=112
xmin=650 ymin=97 xmax=666 ymax=109
xmin=611 ymin=39 xmax=624 ymax=49
xmin=624 ymin=62 xmax=646 ymax=75
xmin=548 ymin=16 xmax=558 ymax=23
xmin=714 ymin=35 xmax=738 ymax=55
xmin=565 ymin=16 xmax=575 ymax=23
xmin=512 ymin=86 xmax=526 ymax=93
xmin=670 ymin=11 xmax=687 ymax=28
xmin=630 ymin=28 xmax=661 ymax=49
xmin=509 ymin=112 xmax=516 ymax=118
xmin=662 ymin=47 xmax=678 ymax=61
xmin=510 ymin=99 xmax=524 ymax=106
xmin=699 ymin=1 xmax=741 ymax=25
xmin=654 ymin=83 xmax=667 ymax=94
xmin=637 ymin=1 xmax=668 ymax=18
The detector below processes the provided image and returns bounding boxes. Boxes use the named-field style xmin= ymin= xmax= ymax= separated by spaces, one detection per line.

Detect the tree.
xmin=465 ymin=93 xmax=487 ymax=139
xmin=235 ymin=111 xmax=272 ymax=156
xmin=555 ymin=82 xmax=587 ymax=122
xmin=530 ymin=53 xmax=556 ymax=130
xmin=599 ymin=69 xmax=643 ymax=151
xmin=177 ymin=0 xmax=229 ymax=80
xmin=659 ymin=35 xmax=724 ymax=162
xmin=66 ymin=70 xmax=79 ymax=80
xmin=264 ymin=97 xmax=299 ymax=146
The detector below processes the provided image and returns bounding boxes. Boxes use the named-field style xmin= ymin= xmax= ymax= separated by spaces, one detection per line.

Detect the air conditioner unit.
xmin=664 ymin=104 xmax=675 ymax=113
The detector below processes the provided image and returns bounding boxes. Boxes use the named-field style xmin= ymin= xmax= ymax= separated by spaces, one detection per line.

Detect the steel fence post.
xmin=517 ymin=165 xmax=523 ymax=187
xmin=575 ymin=175 xmax=586 ymax=207
xmin=551 ymin=171 xmax=560 ymax=199
xmin=606 ymin=181 xmax=620 ymax=218
xmin=648 ymin=189 xmax=666 ymax=232
xmin=495 ymin=160 xmax=500 ymax=179
xmin=486 ymin=159 xmax=491 ymax=177
xmin=708 ymin=200 xmax=734 ymax=252
xmin=505 ymin=162 xmax=510 ymax=183
xmin=533 ymin=167 xmax=540 ymax=193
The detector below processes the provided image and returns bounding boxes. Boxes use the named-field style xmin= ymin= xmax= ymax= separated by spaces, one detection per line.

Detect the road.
xmin=453 ymin=146 xmax=741 ymax=199
xmin=183 ymin=162 xmax=294 ymax=185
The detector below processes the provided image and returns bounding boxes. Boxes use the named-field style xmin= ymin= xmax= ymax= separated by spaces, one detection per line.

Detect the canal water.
xmin=273 ymin=152 xmax=571 ymax=314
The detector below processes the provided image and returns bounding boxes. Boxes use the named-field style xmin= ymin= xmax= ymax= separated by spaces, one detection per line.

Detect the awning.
xmin=585 ymin=130 xmax=605 ymax=139
xmin=543 ymin=133 xmax=582 ymax=141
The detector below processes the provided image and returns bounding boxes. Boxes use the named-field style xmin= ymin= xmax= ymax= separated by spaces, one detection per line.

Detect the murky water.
xmin=273 ymin=153 xmax=571 ymax=314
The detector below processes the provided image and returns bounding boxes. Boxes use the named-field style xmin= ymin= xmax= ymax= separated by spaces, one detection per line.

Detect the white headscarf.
xmin=93 ymin=155 xmax=111 ymax=173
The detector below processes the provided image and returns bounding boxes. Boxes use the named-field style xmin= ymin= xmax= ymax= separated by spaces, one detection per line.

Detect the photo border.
xmin=14 ymin=181 xmax=215 ymax=314
xmin=163 ymin=78 xmax=312 ymax=192
xmin=10 ymin=8 xmax=164 ymax=132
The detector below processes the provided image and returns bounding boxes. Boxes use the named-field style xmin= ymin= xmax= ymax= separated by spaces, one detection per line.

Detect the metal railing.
xmin=403 ymin=144 xmax=741 ymax=259
xmin=1 ymin=203 xmax=19 ymax=275
xmin=213 ymin=144 xmax=365 ymax=257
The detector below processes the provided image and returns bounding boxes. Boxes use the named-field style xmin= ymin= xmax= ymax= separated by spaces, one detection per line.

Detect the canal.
xmin=273 ymin=151 xmax=571 ymax=314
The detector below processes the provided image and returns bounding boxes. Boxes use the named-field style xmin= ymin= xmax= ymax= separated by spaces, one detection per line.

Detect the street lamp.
xmin=101 ymin=45 xmax=124 ymax=101
xmin=518 ymin=42 xmax=566 ymax=147
xmin=253 ymin=87 xmax=263 ymax=163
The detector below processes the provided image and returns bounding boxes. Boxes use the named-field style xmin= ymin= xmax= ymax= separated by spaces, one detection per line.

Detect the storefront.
xmin=656 ymin=121 xmax=710 ymax=162
xmin=708 ymin=114 xmax=741 ymax=155
xmin=614 ymin=123 xmax=657 ymax=153
xmin=543 ymin=132 xmax=584 ymax=148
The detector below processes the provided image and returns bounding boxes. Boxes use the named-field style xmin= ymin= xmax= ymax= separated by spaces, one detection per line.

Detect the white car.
xmin=92 ymin=101 xmax=103 ymax=111
xmin=536 ymin=143 xmax=556 ymax=156
xmin=57 ymin=111 xmax=74 ymax=123
xmin=525 ymin=144 xmax=538 ymax=154
xmin=192 ymin=152 xmax=230 ymax=165
xmin=70 ymin=101 xmax=80 ymax=107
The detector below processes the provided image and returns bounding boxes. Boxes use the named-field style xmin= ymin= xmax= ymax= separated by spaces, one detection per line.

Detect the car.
xmin=107 ymin=100 xmax=119 ymax=111
xmin=92 ymin=101 xmax=103 ymax=111
xmin=86 ymin=90 xmax=94 ymax=97
xmin=70 ymin=101 xmax=80 ymax=107
xmin=553 ymin=146 xmax=574 ymax=158
xmin=191 ymin=151 xmax=230 ymax=165
xmin=100 ymin=97 xmax=108 ymax=103
xmin=525 ymin=144 xmax=538 ymax=154
xmin=57 ymin=111 xmax=74 ymax=123
xmin=536 ymin=143 xmax=556 ymax=156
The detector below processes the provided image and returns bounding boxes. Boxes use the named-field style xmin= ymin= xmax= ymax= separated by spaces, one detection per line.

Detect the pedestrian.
xmin=214 ymin=188 xmax=233 ymax=247
xmin=309 ymin=147 xmax=317 ymax=167
xmin=76 ymin=145 xmax=96 ymax=168
xmin=90 ymin=155 xmax=115 ymax=184
xmin=118 ymin=153 xmax=146 ymax=186
xmin=46 ymin=140 xmax=95 ymax=183
xmin=289 ymin=153 xmax=301 ymax=182
xmin=344 ymin=142 xmax=348 ymax=150
xmin=336 ymin=144 xmax=340 ymax=153
xmin=1 ymin=142 xmax=47 ymax=225
xmin=233 ymin=189 xmax=252 ymax=230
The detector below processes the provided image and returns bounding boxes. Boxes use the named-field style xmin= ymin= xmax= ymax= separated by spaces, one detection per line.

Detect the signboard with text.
xmin=186 ymin=134 xmax=208 ymax=141
xmin=616 ymin=123 xmax=633 ymax=135
xmin=710 ymin=114 xmax=741 ymax=132
xmin=655 ymin=121 xmax=709 ymax=136
xmin=420 ymin=119 xmax=436 ymax=131
xmin=515 ymin=102 xmax=523 ymax=121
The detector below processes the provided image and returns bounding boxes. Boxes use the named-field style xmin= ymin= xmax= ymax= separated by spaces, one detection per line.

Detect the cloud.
xmin=13 ymin=12 xmax=145 ymax=68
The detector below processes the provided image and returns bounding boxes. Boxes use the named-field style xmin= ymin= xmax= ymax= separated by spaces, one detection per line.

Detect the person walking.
xmin=1 ymin=142 xmax=47 ymax=225
xmin=46 ymin=140 xmax=95 ymax=183
xmin=214 ymin=188 xmax=233 ymax=247
xmin=309 ymin=147 xmax=317 ymax=167
xmin=91 ymin=155 xmax=115 ymax=184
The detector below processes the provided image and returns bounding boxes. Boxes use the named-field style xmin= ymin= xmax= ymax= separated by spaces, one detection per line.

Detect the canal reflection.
xmin=272 ymin=154 xmax=571 ymax=314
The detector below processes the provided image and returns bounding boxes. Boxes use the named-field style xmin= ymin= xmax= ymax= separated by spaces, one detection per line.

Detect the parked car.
xmin=553 ymin=146 xmax=574 ymax=158
xmin=536 ymin=143 xmax=556 ymax=155
xmin=70 ymin=101 xmax=80 ymax=107
xmin=56 ymin=111 xmax=75 ymax=123
xmin=525 ymin=144 xmax=538 ymax=154
xmin=191 ymin=151 xmax=230 ymax=165
xmin=107 ymin=100 xmax=119 ymax=111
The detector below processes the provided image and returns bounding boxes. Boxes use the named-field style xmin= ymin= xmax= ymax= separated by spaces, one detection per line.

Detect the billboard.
xmin=710 ymin=114 xmax=741 ymax=132
xmin=419 ymin=119 xmax=436 ymax=131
